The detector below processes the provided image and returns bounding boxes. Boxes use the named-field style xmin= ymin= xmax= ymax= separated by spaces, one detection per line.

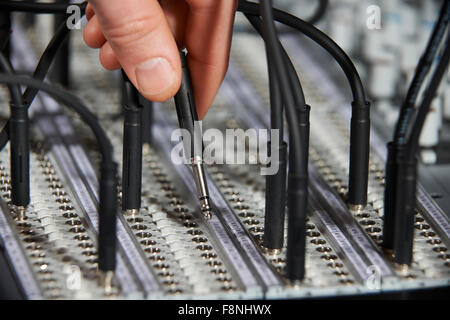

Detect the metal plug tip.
xmin=101 ymin=270 xmax=115 ymax=296
xmin=16 ymin=206 xmax=26 ymax=221
xmin=124 ymin=208 xmax=139 ymax=216
xmin=200 ymin=197 xmax=212 ymax=219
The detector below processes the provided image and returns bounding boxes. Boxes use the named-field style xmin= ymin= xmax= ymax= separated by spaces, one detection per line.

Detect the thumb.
xmin=88 ymin=0 xmax=181 ymax=101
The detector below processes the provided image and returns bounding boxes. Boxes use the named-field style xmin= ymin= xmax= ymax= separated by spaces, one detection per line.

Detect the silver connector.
xmin=15 ymin=206 xmax=26 ymax=221
xmin=142 ymin=143 xmax=151 ymax=156
xmin=124 ymin=208 xmax=139 ymax=216
xmin=348 ymin=203 xmax=365 ymax=212
xmin=286 ymin=279 xmax=303 ymax=288
xmin=263 ymin=248 xmax=282 ymax=256
xmin=100 ymin=270 xmax=115 ymax=296
xmin=191 ymin=156 xmax=211 ymax=219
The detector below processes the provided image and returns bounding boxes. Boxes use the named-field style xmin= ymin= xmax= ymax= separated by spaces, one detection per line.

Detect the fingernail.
xmin=135 ymin=57 xmax=175 ymax=96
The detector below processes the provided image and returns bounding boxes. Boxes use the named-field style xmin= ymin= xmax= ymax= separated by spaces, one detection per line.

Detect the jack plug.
xmin=174 ymin=50 xmax=211 ymax=219
xmin=121 ymin=72 xmax=143 ymax=214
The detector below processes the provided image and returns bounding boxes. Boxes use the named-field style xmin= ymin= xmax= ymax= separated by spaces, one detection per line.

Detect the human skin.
xmin=83 ymin=0 xmax=238 ymax=119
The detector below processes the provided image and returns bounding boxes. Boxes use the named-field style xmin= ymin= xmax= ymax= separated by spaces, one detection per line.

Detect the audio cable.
xmin=259 ymin=0 xmax=308 ymax=282
xmin=139 ymin=95 xmax=153 ymax=146
xmin=119 ymin=75 xmax=153 ymax=147
xmin=0 ymin=71 xmax=119 ymax=293
xmin=306 ymin=0 xmax=329 ymax=26
xmin=389 ymin=32 xmax=450 ymax=267
xmin=383 ymin=0 xmax=450 ymax=254
xmin=174 ymin=50 xmax=211 ymax=219
xmin=246 ymin=14 xmax=288 ymax=253
xmin=238 ymin=0 xmax=370 ymax=210
xmin=0 ymin=10 xmax=11 ymax=58
xmin=244 ymin=14 xmax=310 ymax=258
xmin=0 ymin=54 xmax=30 ymax=221
xmin=0 ymin=10 xmax=78 ymax=151
xmin=121 ymin=71 xmax=143 ymax=216
xmin=236 ymin=0 xmax=328 ymax=34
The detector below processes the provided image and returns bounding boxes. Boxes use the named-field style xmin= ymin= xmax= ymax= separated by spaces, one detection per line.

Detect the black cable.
xmin=258 ymin=2 xmax=302 ymax=162
xmin=245 ymin=14 xmax=286 ymax=250
xmin=0 ymin=75 xmax=114 ymax=177
xmin=407 ymin=36 xmax=450 ymax=157
xmin=0 ymin=1 xmax=86 ymax=14
xmin=393 ymin=0 xmax=450 ymax=144
xmin=260 ymin=0 xmax=308 ymax=282
xmin=383 ymin=1 xmax=450 ymax=251
xmin=391 ymin=33 xmax=450 ymax=266
xmin=0 ymin=73 xmax=118 ymax=274
xmin=0 ymin=74 xmax=115 ymax=175
xmin=236 ymin=0 xmax=328 ymax=34
xmin=245 ymin=13 xmax=309 ymax=253
xmin=238 ymin=0 xmax=370 ymax=208
xmin=0 ymin=11 xmax=11 ymax=57
xmin=0 ymin=12 xmax=12 ymax=151
xmin=139 ymin=95 xmax=153 ymax=145
xmin=245 ymin=15 xmax=283 ymax=132
xmin=244 ymin=14 xmax=306 ymax=107
xmin=267 ymin=62 xmax=283 ymax=135
xmin=51 ymin=0 xmax=71 ymax=87
xmin=0 ymin=53 xmax=22 ymax=106
xmin=239 ymin=0 xmax=365 ymax=104
xmin=0 ymin=53 xmax=30 ymax=209
xmin=174 ymin=50 xmax=212 ymax=218
xmin=23 ymin=19 xmax=71 ymax=105
xmin=23 ymin=0 xmax=38 ymax=28
xmin=0 ymin=14 xmax=73 ymax=151
xmin=121 ymin=71 xmax=143 ymax=213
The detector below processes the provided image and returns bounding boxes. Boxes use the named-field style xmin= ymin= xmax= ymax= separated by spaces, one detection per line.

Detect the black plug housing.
xmin=286 ymin=173 xmax=308 ymax=280
xmin=382 ymin=141 xmax=397 ymax=250
xmin=139 ymin=95 xmax=153 ymax=145
xmin=286 ymin=104 xmax=310 ymax=282
xmin=382 ymin=143 xmax=417 ymax=265
xmin=263 ymin=141 xmax=287 ymax=250
xmin=393 ymin=149 xmax=417 ymax=265
xmin=99 ymin=162 xmax=118 ymax=272
xmin=121 ymin=74 xmax=143 ymax=212
xmin=9 ymin=103 xmax=30 ymax=208
xmin=174 ymin=51 xmax=200 ymax=156
xmin=348 ymin=100 xmax=370 ymax=208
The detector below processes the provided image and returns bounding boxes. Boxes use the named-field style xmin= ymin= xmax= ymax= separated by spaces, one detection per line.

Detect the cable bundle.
xmin=1 ymin=0 xmax=375 ymax=285
xmin=238 ymin=0 xmax=369 ymax=281
xmin=0 ymin=1 xmax=117 ymax=288
xmin=384 ymin=0 xmax=450 ymax=265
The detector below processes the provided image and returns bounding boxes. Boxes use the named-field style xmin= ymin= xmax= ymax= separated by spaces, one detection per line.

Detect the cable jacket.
xmin=0 ymin=16 xmax=73 ymax=151
xmin=0 ymin=73 xmax=117 ymax=272
xmin=0 ymin=54 xmax=30 ymax=208
xmin=394 ymin=0 xmax=450 ymax=144
xmin=121 ymin=74 xmax=143 ymax=211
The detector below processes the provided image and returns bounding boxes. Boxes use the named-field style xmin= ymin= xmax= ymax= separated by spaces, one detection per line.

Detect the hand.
xmin=83 ymin=0 xmax=237 ymax=119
